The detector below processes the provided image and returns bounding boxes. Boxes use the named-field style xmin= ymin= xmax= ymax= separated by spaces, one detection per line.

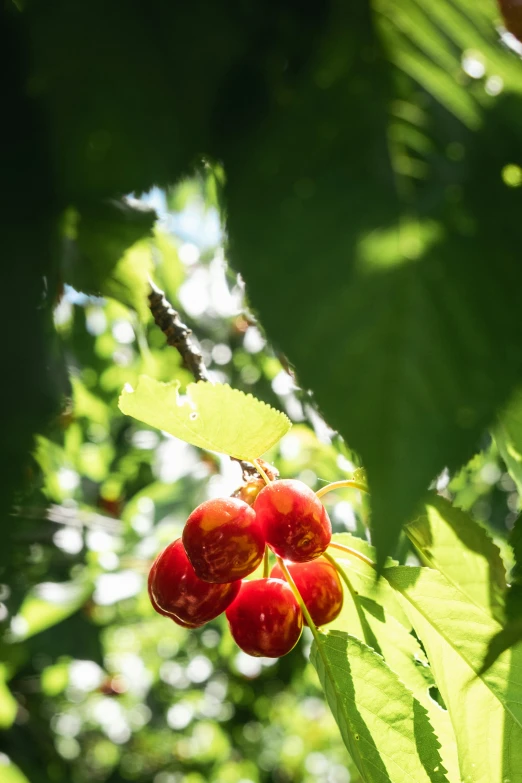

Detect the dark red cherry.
xmin=182 ymin=497 xmax=265 ymax=583
xmin=271 ymin=557 xmax=343 ymax=626
xmin=148 ymin=539 xmax=240 ymax=628
xmin=225 ymin=578 xmax=303 ymax=657
xmin=254 ymin=479 xmax=331 ymax=562
xmin=147 ymin=555 xmax=199 ymax=628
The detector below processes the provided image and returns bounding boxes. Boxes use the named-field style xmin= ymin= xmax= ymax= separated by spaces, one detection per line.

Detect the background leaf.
xmin=310 ymin=630 xmax=449 ymax=783
xmin=406 ymin=493 xmax=506 ymax=621
xmin=0 ymin=758 xmax=31 ymax=783
xmin=119 ymin=376 xmax=291 ymax=461
xmin=385 ymin=566 xmax=522 ymax=783
xmin=226 ymin=0 xmax=522 ymax=566
xmin=482 ymin=514 xmax=522 ymax=669
xmin=0 ymin=664 xmax=17 ymax=729
xmin=7 ymin=579 xmax=93 ymax=642
xmin=494 ymin=389 xmax=522 ymax=495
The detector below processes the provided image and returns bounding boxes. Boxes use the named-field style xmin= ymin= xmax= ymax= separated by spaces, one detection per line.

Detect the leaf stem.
xmin=263 ymin=546 xmax=270 ymax=578
xmin=254 ymin=459 xmax=272 ymax=486
xmin=316 ymin=480 xmax=369 ymax=498
xmin=323 ymin=551 xmax=356 ymax=593
xmin=328 ymin=542 xmax=376 ymax=569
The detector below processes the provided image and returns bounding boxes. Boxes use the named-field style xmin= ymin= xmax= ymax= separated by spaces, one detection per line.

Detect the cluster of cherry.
xmin=148 ymin=479 xmax=344 ymax=657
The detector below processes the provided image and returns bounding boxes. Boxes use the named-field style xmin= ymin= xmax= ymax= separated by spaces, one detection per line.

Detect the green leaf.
xmin=385 ymin=566 xmax=522 ymax=783
xmin=329 ymin=549 xmax=460 ymax=781
xmin=0 ymin=664 xmax=17 ymax=729
xmin=331 ymin=534 xmax=410 ymax=629
xmin=119 ymin=375 xmax=291 ymax=461
xmin=494 ymin=389 xmax=522 ymax=496
xmin=225 ymin=0 xmax=522 ymax=568
xmin=406 ymin=494 xmax=506 ymax=621
xmin=481 ymin=515 xmax=522 ymax=669
xmin=0 ymin=757 xmax=30 ymax=783
xmin=8 ymin=579 xmax=93 ymax=642
xmin=64 ymin=199 xmax=155 ymax=318
xmin=310 ymin=631 xmax=449 ymax=783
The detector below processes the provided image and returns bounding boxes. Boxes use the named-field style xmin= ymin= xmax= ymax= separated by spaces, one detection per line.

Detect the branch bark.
xmin=148 ymin=281 xmax=262 ymax=480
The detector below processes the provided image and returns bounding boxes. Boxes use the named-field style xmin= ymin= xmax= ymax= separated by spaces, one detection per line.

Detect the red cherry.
xmin=147 ymin=556 xmax=199 ymax=628
xmin=270 ymin=557 xmax=343 ymax=626
xmin=182 ymin=497 xmax=265 ymax=583
xmin=253 ymin=479 xmax=331 ymax=562
xmin=226 ymin=578 xmax=303 ymax=657
xmin=148 ymin=539 xmax=240 ymax=628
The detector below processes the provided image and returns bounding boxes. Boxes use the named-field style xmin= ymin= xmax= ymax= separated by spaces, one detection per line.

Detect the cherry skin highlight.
xmin=182 ymin=497 xmax=265 ymax=583
xmin=148 ymin=539 xmax=240 ymax=628
xmin=226 ymin=578 xmax=303 ymax=657
xmin=271 ymin=557 xmax=343 ymax=626
xmin=254 ymin=479 xmax=331 ymax=562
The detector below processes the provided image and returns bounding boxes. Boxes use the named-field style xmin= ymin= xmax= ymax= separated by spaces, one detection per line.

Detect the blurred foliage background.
xmin=0 ymin=177 xmax=517 ymax=783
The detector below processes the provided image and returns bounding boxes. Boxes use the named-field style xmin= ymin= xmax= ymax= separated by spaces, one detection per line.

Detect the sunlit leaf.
xmin=9 ymin=579 xmax=93 ymax=641
xmin=482 ymin=514 xmax=522 ymax=669
xmin=0 ymin=665 xmax=16 ymax=729
xmin=329 ymin=550 xmax=460 ymax=781
xmin=119 ymin=375 xmax=291 ymax=461
xmin=406 ymin=494 xmax=506 ymax=621
xmin=310 ymin=631 xmax=449 ymax=783
xmin=331 ymin=534 xmax=410 ymax=628
xmin=494 ymin=389 xmax=522 ymax=496
xmin=385 ymin=566 xmax=522 ymax=783
xmin=0 ymin=757 xmax=30 ymax=783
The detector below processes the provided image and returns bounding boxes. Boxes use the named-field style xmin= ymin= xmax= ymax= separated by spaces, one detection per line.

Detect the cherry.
xmin=148 ymin=539 xmax=240 ymax=628
xmin=271 ymin=557 xmax=343 ymax=627
xmin=226 ymin=578 xmax=303 ymax=657
xmin=182 ymin=497 xmax=265 ymax=583
xmin=253 ymin=479 xmax=331 ymax=562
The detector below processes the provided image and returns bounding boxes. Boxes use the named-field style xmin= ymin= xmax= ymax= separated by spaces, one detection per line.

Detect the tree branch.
xmin=148 ymin=281 xmax=262 ymax=480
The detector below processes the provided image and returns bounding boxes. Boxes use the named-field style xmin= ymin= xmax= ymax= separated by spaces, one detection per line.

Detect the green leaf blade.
xmin=406 ymin=494 xmax=506 ymax=621
xmin=385 ymin=566 xmax=522 ymax=783
xmin=119 ymin=375 xmax=291 ymax=461
xmin=310 ymin=631 xmax=449 ymax=783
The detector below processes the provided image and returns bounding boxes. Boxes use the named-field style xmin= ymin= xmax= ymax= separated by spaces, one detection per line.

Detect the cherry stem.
xmin=275 ymin=556 xmax=321 ymax=642
xmin=316 ymin=479 xmax=369 ymax=499
xmin=323 ymin=552 xmax=357 ymax=594
xmin=327 ymin=541 xmax=376 ymax=569
xmin=254 ymin=459 xmax=272 ymax=486
xmin=263 ymin=546 xmax=270 ymax=578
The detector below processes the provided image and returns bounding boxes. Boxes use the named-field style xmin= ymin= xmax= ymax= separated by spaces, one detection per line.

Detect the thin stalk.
xmin=275 ymin=556 xmax=320 ymax=641
xmin=323 ymin=551 xmax=357 ymax=594
xmin=327 ymin=541 xmax=376 ymax=569
xmin=254 ymin=459 xmax=272 ymax=486
xmin=263 ymin=546 xmax=270 ymax=578
xmin=316 ymin=480 xmax=369 ymax=499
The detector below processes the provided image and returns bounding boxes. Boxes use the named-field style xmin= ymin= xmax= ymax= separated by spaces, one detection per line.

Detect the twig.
xmin=148 ymin=280 xmax=259 ymax=480
xmin=148 ymin=280 xmax=209 ymax=382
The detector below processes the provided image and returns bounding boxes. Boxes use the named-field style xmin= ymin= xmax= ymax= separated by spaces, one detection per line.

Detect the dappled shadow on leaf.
xmin=359 ymin=596 xmax=385 ymax=623
xmin=412 ymin=699 xmax=448 ymax=783
xmin=312 ymin=630 xmax=451 ymax=783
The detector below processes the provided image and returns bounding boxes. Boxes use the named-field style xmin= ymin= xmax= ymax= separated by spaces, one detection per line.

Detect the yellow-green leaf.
xmin=0 ymin=665 xmax=16 ymax=729
xmin=406 ymin=494 xmax=506 ymax=622
xmin=385 ymin=566 xmax=522 ymax=783
xmin=119 ymin=375 xmax=291 ymax=461
xmin=310 ymin=631 xmax=450 ymax=783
